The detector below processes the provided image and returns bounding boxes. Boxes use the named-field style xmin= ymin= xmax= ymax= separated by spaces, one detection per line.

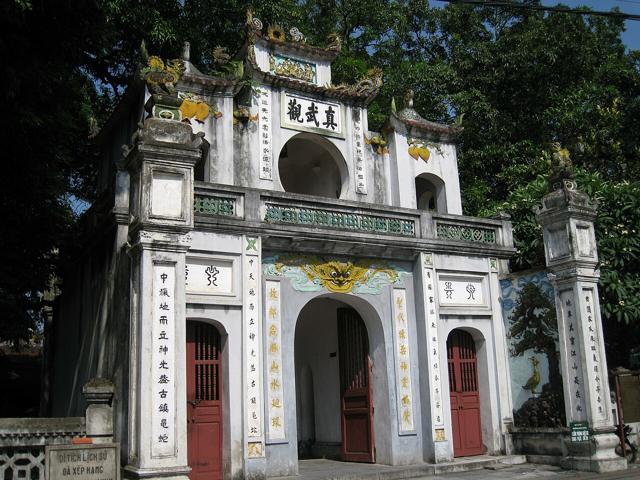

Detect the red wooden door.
xmin=337 ymin=308 xmax=375 ymax=463
xmin=187 ymin=322 xmax=223 ymax=480
xmin=447 ymin=330 xmax=483 ymax=457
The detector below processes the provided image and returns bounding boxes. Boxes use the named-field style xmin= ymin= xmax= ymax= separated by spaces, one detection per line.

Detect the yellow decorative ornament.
xmin=148 ymin=56 xmax=164 ymax=70
xmin=179 ymin=99 xmax=198 ymax=119
xmin=407 ymin=140 xmax=431 ymax=162
xmin=365 ymin=135 xmax=389 ymax=155
xmin=267 ymin=24 xmax=286 ymax=42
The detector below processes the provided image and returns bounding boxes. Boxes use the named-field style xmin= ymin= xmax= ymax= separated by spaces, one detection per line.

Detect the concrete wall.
xmin=50 ymin=222 xmax=131 ymax=457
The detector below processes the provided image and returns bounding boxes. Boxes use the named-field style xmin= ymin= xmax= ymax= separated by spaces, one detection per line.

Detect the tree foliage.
xmin=2 ymin=0 xmax=640 ymax=362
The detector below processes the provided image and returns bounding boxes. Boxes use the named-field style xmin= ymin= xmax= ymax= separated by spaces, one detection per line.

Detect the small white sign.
xmin=281 ymin=91 xmax=345 ymax=138
xmin=151 ymin=172 xmax=183 ymax=218
xmin=438 ymin=276 xmax=484 ymax=306
xmin=186 ymin=258 xmax=233 ymax=295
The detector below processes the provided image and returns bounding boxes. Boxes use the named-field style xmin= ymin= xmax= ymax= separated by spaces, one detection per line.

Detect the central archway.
xmin=278 ymin=133 xmax=347 ymax=199
xmin=294 ymin=295 xmax=389 ymax=463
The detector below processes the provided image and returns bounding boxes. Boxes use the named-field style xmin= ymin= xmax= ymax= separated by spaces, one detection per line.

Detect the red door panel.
xmin=338 ymin=308 xmax=375 ymax=463
xmin=447 ymin=330 xmax=483 ymax=457
xmin=187 ymin=322 xmax=223 ymax=480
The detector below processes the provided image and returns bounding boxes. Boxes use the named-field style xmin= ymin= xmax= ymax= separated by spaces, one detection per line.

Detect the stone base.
xmin=123 ymin=464 xmax=190 ymax=479
xmin=560 ymin=432 xmax=627 ymax=473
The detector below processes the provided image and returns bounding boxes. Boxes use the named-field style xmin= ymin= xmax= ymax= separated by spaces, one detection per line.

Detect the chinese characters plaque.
xmin=265 ymin=280 xmax=286 ymax=440
xmin=244 ymin=237 xmax=264 ymax=448
xmin=152 ymin=264 xmax=176 ymax=457
xmin=422 ymin=253 xmax=445 ymax=435
xmin=256 ymin=87 xmax=273 ymax=180
xmin=281 ymin=91 xmax=344 ymax=138
xmin=392 ymin=289 xmax=414 ymax=432
xmin=559 ymin=289 xmax=587 ymax=420
xmin=352 ymin=108 xmax=367 ymax=194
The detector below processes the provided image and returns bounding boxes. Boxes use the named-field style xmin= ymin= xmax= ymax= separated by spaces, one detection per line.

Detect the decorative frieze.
xmin=269 ymin=54 xmax=316 ymax=84
xmin=264 ymin=204 xmax=416 ymax=237
xmin=281 ymin=91 xmax=345 ymax=138
xmin=256 ymin=87 xmax=273 ymax=180
xmin=352 ymin=108 xmax=367 ymax=194
xmin=151 ymin=264 xmax=176 ymax=457
xmin=263 ymin=254 xmax=406 ymax=294
xmin=436 ymin=223 xmax=496 ymax=244
xmin=392 ymin=289 xmax=414 ymax=432
xmin=265 ymin=281 xmax=286 ymax=441
xmin=244 ymin=237 xmax=263 ymax=452
xmin=193 ymin=195 xmax=235 ymax=216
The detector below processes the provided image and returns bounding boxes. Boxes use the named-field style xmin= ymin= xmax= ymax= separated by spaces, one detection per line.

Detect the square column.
xmin=537 ymin=178 xmax=626 ymax=473
xmin=122 ymin=114 xmax=203 ymax=479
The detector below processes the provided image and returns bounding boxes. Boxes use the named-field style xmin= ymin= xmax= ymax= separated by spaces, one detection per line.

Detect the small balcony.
xmin=193 ymin=182 xmax=515 ymax=259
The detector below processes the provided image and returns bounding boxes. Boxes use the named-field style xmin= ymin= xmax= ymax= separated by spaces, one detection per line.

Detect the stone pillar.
xmin=83 ymin=379 xmax=115 ymax=444
xmin=536 ymin=178 xmax=626 ymax=473
xmin=122 ymin=107 xmax=203 ymax=480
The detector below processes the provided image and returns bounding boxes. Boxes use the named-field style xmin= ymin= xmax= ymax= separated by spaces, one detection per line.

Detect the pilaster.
xmin=536 ymin=181 xmax=626 ymax=473
xmin=122 ymin=109 xmax=203 ymax=480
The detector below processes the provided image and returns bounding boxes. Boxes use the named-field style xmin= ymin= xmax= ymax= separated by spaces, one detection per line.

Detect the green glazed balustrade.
xmin=264 ymin=204 xmax=416 ymax=237
xmin=194 ymin=195 xmax=235 ymax=216
xmin=436 ymin=223 xmax=496 ymax=244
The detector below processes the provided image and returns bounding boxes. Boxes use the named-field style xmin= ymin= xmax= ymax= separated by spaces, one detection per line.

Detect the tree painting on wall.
xmin=501 ymin=272 xmax=565 ymax=427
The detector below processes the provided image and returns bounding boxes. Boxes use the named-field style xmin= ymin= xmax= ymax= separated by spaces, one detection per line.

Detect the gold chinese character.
xmin=271 ymin=398 xmax=282 ymax=408
xmin=268 ymin=306 xmax=278 ymax=318
xmin=271 ymin=416 xmax=282 ymax=428
xmin=269 ymin=288 xmax=279 ymax=299
xmin=397 ymin=312 xmax=405 ymax=322
xmin=269 ymin=342 xmax=279 ymax=354
xmin=270 ymin=379 xmax=280 ymax=390
xmin=401 ymin=376 xmax=409 ymax=388
xmin=400 ymin=344 xmax=407 ymax=356
xmin=396 ymin=296 xmax=404 ymax=308
xmin=401 ymin=394 xmax=411 ymax=406
xmin=399 ymin=329 xmax=406 ymax=340
xmin=270 ymin=360 xmax=280 ymax=373
xmin=403 ymin=409 xmax=411 ymax=424
xmin=400 ymin=361 xmax=408 ymax=372
xmin=269 ymin=324 xmax=277 ymax=337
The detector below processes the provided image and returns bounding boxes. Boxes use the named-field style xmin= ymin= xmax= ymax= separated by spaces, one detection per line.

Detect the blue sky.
xmin=432 ymin=0 xmax=640 ymax=51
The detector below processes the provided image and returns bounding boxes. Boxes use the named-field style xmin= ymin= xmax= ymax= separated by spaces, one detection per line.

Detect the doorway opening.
xmin=415 ymin=173 xmax=447 ymax=213
xmin=278 ymin=133 xmax=346 ymax=199
xmin=447 ymin=329 xmax=483 ymax=457
xmin=294 ymin=298 xmax=375 ymax=463
xmin=186 ymin=321 xmax=224 ymax=480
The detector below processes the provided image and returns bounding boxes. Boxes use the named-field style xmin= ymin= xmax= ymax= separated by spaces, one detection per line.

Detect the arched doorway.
xmin=294 ymin=298 xmax=375 ymax=463
xmin=447 ymin=329 xmax=483 ymax=457
xmin=186 ymin=321 xmax=223 ymax=480
xmin=415 ymin=173 xmax=447 ymax=213
xmin=278 ymin=133 xmax=347 ymax=199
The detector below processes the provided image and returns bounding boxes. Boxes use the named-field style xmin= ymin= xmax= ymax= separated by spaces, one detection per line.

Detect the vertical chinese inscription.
xmin=423 ymin=255 xmax=444 ymax=434
xmin=392 ymin=289 xmax=414 ymax=432
xmin=244 ymin=237 xmax=263 ymax=447
xmin=257 ymin=88 xmax=273 ymax=180
xmin=352 ymin=108 xmax=367 ymax=194
xmin=152 ymin=264 xmax=176 ymax=457
xmin=583 ymin=288 xmax=605 ymax=421
xmin=265 ymin=280 xmax=286 ymax=440
xmin=560 ymin=289 xmax=586 ymax=420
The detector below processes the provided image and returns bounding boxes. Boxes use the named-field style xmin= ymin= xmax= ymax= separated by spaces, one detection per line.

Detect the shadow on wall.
xmin=500 ymin=271 xmax=565 ymax=427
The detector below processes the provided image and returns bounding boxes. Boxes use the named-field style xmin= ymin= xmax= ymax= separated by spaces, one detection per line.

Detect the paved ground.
xmin=290 ymin=459 xmax=640 ymax=480
xmin=425 ymin=463 xmax=640 ymax=479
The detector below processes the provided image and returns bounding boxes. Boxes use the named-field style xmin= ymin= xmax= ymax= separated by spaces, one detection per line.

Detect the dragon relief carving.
xmin=264 ymin=255 xmax=404 ymax=294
